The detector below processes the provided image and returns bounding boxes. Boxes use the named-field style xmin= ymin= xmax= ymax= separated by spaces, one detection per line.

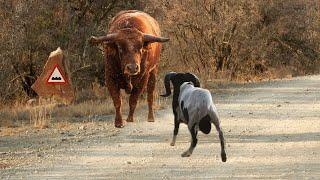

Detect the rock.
xmin=31 ymin=47 xmax=75 ymax=104
xmin=26 ymin=99 xmax=37 ymax=106
xmin=277 ymin=104 xmax=281 ymax=107
xmin=67 ymin=133 xmax=74 ymax=137
xmin=78 ymin=125 xmax=87 ymax=130
xmin=127 ymin=161 xmax=132 ymax=164
xmin=77 ymin=139 xmax=84 ymax=142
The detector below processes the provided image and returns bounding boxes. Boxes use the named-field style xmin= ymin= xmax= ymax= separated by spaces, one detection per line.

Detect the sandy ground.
xmin=1 ymin=75 xmax=320 ymax=179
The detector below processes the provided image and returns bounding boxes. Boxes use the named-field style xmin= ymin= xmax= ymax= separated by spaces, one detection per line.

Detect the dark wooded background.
xmin=1 ymin=0 xmax=319 ymax=104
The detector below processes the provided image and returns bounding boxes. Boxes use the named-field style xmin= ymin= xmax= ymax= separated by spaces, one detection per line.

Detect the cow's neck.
xmin=124 ymin=75 xmax=133 ymax=94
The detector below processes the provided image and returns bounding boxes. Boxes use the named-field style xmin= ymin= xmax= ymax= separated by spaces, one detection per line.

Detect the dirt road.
xmin=1 ymin=75 xmax=320 ymax=179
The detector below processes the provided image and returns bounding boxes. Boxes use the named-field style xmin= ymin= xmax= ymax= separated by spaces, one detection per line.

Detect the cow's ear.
xmin=104 ymin=43 xmax=117 ymax=56
xmin=143 ymin=42 xmax=151 ymax=50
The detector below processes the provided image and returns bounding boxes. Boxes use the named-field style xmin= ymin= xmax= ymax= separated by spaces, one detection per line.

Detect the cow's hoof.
xmin=126 ymin=117 xmax=134 ymax=122
xmin=115 ymin=119 xmax=126 ymax=128
xmin=147 ymin=113 xmax=154 ymax=122
xmin=181 ymin=151 xmax=192 ymax=157
xmin=147 ymin=118 xmax=155 ymax=122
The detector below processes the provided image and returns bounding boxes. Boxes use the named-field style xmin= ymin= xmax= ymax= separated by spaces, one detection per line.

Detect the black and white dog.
xmin=161 ymin=72 xmax=227 ymax=162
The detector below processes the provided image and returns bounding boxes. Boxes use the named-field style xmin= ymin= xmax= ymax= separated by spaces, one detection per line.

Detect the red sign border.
xmin=46 ymin=64 xmax=68 ymax=85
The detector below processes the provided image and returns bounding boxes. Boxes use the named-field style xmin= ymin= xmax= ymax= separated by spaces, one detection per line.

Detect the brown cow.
xmin=90 ymin=10 xmax=169 ymax=128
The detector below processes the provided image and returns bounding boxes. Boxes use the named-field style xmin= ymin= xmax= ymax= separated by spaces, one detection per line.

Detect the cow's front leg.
xmin=127 ymin=87 xmax=144 ymax=122
xmin=147 ymin=69 xmax=157 ymax=122
xmin=106 ymin=84 xmax=124 ymax=128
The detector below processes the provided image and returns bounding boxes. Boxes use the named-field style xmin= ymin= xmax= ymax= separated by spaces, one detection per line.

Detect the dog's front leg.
xmin=171 ymin=110 xmax=180 ymax=146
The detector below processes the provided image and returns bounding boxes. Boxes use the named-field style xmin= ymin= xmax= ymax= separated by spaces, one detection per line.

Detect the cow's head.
xmin=90 ymin=28 xmax=169 ymax=76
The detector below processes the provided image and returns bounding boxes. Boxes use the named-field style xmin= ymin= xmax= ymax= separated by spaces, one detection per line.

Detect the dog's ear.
xmin=186 ymin=73 xmax=201 ymax=87
xmin=193 ymin=75 xmax=200 ymax=87
xmin=160 ymin=72 xmax=177 ymax=97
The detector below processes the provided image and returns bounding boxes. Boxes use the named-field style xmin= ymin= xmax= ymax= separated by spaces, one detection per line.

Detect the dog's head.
xmin=180 ymin=82 xmax=194 ymax=92
xmin=160 ymin=72 xmax=200 ymax=97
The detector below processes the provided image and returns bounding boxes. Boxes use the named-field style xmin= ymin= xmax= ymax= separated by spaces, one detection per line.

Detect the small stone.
xmin=127 ymin=161 xmax=132 ymax=164
xmin=249 ymin=112 xmax=253 ymax=114
xmin=277 ymin=104 xmax=281 ymax=107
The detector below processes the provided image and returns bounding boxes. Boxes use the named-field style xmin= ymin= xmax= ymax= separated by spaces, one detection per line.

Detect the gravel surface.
xmin=1 ymin=75 xmax=320 ymax=179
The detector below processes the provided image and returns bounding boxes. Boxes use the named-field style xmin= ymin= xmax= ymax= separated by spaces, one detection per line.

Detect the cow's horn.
xmin=89 ymin=33 xmax=118 ymax=44
xmin=160 ymin=72 xmax=177 ymax=97
xmin=143 ymin=34 xmax=170 ymax=43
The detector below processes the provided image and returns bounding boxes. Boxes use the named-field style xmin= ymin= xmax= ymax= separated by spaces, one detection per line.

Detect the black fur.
xmin=180 ymin=101 xmax=189 ymax=123
xmin=190 ymin=124 xmax=198 ymax=148
xmin=161 ymin=72 xmax=200 ymax=146
xmin=160 ymin=72 xmax=200 ymax=118
xmin=199 ymin=115 xmax=211 ymax=134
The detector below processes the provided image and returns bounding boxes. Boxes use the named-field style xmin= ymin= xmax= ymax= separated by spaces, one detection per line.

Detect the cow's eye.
xmin=143 ymin=42 xmax=149 ymax=49
xmin=117 ymin=45 xmax=123 ymax=54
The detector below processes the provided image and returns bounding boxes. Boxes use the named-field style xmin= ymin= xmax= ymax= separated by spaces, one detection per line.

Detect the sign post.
xmin=32 ymin=47 xmax=75 ymax=104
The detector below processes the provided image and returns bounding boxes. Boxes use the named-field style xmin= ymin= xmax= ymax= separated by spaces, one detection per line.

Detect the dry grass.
xmin=0 ymin=162 xmax=11 ymax=169
xmin=0 ymin=82 xmax=170 ymax=135
xmin=29 ymin=104 xmax=53 ymax=129
xmin=0 ymin=126 xmax=29 ymax=136
xmin=0 ymin=99 xmax=116 ymax=127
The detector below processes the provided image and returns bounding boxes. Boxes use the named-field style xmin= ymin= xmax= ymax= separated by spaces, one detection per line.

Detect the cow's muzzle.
xmin=124 ymin=64 xmax=140 ymax=75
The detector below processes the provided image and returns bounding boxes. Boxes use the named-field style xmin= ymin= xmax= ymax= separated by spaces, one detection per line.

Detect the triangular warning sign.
xmin=47 ymin=65 xmax=67 ymax=84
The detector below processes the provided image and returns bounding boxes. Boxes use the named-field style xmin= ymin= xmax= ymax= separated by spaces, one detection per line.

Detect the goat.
xmin=161 ymin=75 xmax=226 ymax=162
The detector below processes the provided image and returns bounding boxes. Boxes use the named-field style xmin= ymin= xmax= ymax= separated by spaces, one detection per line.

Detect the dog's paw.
xmin=221 ymin=152 xmax=227 ymax=162
xmin=181 ymin=151 xmax=191 ymax=157
xmin=170 ymin=142 xmax=175 ymax=146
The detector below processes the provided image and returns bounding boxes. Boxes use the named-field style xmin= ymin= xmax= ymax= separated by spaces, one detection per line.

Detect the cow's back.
xmin=108 ymin=10 xmax=161 ymax=36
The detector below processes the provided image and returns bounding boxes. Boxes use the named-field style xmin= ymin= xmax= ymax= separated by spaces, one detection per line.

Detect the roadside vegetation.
xmin=0 ymin=0 xmax=319 ymax=128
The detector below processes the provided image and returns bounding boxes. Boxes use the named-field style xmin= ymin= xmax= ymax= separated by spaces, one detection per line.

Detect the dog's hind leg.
xmin=181 ymin=124 xmax=198 ymax=157
xmin=211 ymin=114 xmax=227 ymax=162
